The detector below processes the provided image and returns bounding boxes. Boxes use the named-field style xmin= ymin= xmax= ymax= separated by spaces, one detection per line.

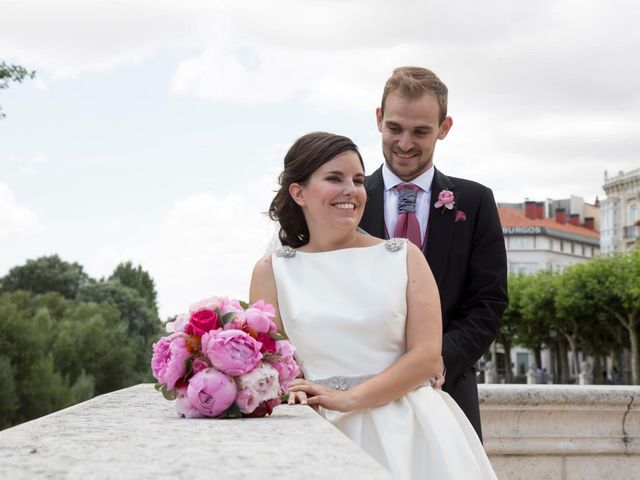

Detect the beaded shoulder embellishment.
xmin=384 ymin=238 xmax=406 ymax=252
xmin=274 ymin=245 xmax=296 ymax=258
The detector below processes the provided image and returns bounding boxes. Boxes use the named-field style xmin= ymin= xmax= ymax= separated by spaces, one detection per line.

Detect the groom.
xmin=359 ymin=66 xmax=508 ymax=440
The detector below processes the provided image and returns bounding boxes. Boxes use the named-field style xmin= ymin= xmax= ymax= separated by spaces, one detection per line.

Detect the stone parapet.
xmin=2 ymin=384 xmax=639 ymax=479
xmin=479 ymin=384 xmax=640 ymax=479
xmin=0 ymin=384 xmax=391 ymax=479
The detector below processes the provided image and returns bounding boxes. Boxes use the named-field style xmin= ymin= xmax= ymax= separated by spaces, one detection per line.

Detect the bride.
xmin=250 ymin=132 xmax=496 ymax=480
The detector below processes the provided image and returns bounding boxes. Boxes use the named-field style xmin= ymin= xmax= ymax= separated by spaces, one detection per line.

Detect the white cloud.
xmin=0 ymin=183 xmax=45 ymax=244
xmin=86 ymin=188 xmax=278 ymax=319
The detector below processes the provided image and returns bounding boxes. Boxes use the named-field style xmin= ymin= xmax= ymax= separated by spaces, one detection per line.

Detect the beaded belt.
xmin=312 ymin=374 xmax=434 ymax=391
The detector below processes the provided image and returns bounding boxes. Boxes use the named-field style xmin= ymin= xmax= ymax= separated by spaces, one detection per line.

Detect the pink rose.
xmin=175 ymin=387 xmax=203 ymax=418
xmin=245 ymin=300 xmax=277 ymax=334
xmin=256 ymin=332 xmax=277 ymax=354
xmin=201 ymin=329 xmax=263 ymax=376
xmin=434 ymin=189 xmax=455 ymax=210
xmin=187 ymin=368 xmax=238 ymax=417
xmin=271 ymin=340 xmax=299 ymax=392
xmin=185 ymin=308 xmax=219 ymax=337
xmin=244 ymin=397 xmax=282 ymax=418
xmin=151 ymin=333 xmax=191 ymax=390
xmin=235 ymin=362 xmax=280 ymax=414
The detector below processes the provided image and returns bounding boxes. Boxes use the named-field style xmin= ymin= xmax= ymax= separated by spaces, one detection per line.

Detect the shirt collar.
xmin=382 ymin=162 xmax=434 ymax=193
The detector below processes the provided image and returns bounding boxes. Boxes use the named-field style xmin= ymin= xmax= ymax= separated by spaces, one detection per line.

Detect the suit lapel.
xmin=426 ymin=168 xmax=456 ymax=284
xmin=360 ymin=166 xmax=386 ymax=238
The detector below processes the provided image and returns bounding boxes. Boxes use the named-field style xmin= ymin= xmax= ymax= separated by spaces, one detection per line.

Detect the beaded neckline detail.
xmin=384 ymin=238 xmax=406 ymax=252
xmin=274 ymin=245 xmax=296 ymax=258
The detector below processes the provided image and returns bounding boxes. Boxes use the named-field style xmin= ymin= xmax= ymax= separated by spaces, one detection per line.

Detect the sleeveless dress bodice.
xmin=272 ymin=240 xmax=497 ymax=480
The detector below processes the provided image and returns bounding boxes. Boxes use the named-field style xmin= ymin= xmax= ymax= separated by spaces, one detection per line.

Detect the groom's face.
xmin=376 ymin=91 xmax=452 ymax=182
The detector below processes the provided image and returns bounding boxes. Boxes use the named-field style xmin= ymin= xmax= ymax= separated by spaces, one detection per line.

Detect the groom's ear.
xmin=376 ymin=107 xmax=383 ymax=132
xmin=437 ymin=116 xmax=453 ymax=140
xmin=289 ymin=183 xmax=306 ymax=207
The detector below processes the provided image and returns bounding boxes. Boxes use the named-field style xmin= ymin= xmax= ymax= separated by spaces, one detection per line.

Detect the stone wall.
xmin=0 ymin=384 xmax=391 ymax=479
xmin=1 ymin=384 xmax=639 ymax=479
xmin=480 ymin=384 xmax=640 ymax=479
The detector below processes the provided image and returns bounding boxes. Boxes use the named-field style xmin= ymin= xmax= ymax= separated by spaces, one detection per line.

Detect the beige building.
xmin=601 ymin=168 xmax=640 ymax=253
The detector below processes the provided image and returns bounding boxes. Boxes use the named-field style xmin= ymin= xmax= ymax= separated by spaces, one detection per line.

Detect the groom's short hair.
xmin=381 ymin=66 xmax=449 ymax=124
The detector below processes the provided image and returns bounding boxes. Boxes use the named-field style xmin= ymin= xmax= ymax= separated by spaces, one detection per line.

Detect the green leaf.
xmin=239 ymin=300 xmax=249 ymax=309
xmin=221 ymin=311 xmax=238 ymax=326
xmin=221 ymin=403 xmax=243 ymax=418
xmin=160 ymin=385 xmax=177 ymax=401
xmin=262 ymin=353 xmax=282 ymax=362
xmin=270 ymin=331 xmax=288 ymax=341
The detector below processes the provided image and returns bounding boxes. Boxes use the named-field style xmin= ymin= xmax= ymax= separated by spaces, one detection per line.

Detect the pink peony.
xmin=201 ymin=329 xmax=263 ymax=376
xmin=434 ymin=189 xmax=455 ymax=210
xmin=245 ymin=300 xmax=277 ymax=333
xmin=187 ymin=368 xmax=237 ymax=417
xmin=218 ymin=297 xmax=244 ymax=316
xmin=185 ymin=308 xmax=219 ymax=337
xmin=175 ymin=387 xmax=204 ymax=418
xmin=165 ymin=313 xmax=189 ymax=333
xmin=191 ymin=357 xmax=209 ymax=375
xmin=223 ymin=311 xmax=246 ymax=330
xmin=151 ymin=333 xmax=192 ymax=390
xmin=235 ymin=362 xmax=280 ymax=414
xmin=271 ymin=340 xmax=299 ymax=392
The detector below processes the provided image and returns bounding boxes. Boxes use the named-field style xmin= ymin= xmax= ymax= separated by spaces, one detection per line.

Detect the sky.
xmin=1 ymin=0 xmax=639 ymax=319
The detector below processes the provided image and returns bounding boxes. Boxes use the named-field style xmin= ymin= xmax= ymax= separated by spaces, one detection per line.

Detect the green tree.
xmin=0 ymin=61 xmax=36 ymax=118
xmin=77 ymin=281 xmax=162 ymax=374
xmin=499 ymin=274 xmax=526 ymax=383
xmin=52 ymin=302 xmax=136 ymax=394
xmin=0 ymin=255 xmax=90 ymax=300
xmin=0 ymin=355 xmax=19 ymax=429
xmin=556 ymin=261 xmax=623 ymax=384
xmin=517 ymin=271 xmax=557 ymax=369
xmin=109 ymin=261 xmax=159 ymax=314
xmin=0 ymin=292 xmax=70 ymax=425
xmin=571 ymin=251 xmax=640 ymax=384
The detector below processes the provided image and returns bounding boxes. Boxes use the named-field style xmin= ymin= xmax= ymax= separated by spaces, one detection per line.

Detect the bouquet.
xmin=151 ymin=296 xmax=299 ymax=418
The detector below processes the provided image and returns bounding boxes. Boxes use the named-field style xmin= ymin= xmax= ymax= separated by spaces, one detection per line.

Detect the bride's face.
xmin=291 ymin=151 xmax=366 ymax=231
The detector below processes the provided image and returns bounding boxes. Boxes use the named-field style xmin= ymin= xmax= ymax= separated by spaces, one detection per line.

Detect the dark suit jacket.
xmin=360 ymin=166 xmax=508 ymax=439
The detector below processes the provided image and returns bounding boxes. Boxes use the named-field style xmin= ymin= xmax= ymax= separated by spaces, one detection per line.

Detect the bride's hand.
xmin=287 ymin=379 xmax=355 ymax=413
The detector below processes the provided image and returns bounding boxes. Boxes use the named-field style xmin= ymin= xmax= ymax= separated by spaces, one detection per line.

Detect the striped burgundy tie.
xmin=393 ymin=184 xmax=423 ymax=248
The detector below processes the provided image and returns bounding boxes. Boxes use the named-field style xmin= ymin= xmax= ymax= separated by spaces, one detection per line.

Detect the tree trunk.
xmin=592 ymin=354 xmax=603 ymax=384
xmin=503 ymin=342 xmax=513 ymax=383
xmin=559 ymin=340 xmax=570 ymax=384
xmin=534 ymin=346 xmax=542 ymax=371
xmin=629 ymin=320 xmax=639 ymax=385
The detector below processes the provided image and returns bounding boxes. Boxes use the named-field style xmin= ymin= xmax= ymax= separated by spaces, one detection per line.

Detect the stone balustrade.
xmin=479 ymin=384 xmax=640 ymax=479
xmin=1 ymin=384 xmax=638 ymax=479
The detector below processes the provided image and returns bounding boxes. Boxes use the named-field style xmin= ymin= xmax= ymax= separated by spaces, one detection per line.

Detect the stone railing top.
xmin=0 ymin=384 xmax=391 ymax=480
xmin=478 ymin=384 xmax=640 ymax=407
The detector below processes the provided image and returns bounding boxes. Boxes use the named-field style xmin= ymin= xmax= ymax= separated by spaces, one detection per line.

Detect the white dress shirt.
xmin=382 ymin=163 xmax=434 ymax=244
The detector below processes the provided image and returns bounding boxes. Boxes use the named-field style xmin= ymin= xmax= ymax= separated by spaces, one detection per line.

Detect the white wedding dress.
xmin=272 ymin=239 xmax=497 ymax=480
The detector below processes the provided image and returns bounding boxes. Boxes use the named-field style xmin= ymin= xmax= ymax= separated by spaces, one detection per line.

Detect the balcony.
xmin=623 ymin=225 xmax=639 ymax=240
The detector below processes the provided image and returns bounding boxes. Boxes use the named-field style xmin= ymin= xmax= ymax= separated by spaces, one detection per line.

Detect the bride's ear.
xmin=289 ymin=183 xmax=306 ymax=207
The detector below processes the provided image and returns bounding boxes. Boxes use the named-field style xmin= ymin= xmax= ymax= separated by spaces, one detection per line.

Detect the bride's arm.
xmin=289 ymin=242 xmax=442 ymax=411
xmin=249 ymin=254 xmax=285 ymax=333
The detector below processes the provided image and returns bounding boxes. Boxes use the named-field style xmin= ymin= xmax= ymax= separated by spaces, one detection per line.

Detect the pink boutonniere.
xmin=434 ymin=189 xmax=455 ymax=213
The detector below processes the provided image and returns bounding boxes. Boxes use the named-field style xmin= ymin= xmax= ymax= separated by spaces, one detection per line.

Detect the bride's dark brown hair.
xmin=269 ymin=132 xmax=364 ymax=248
